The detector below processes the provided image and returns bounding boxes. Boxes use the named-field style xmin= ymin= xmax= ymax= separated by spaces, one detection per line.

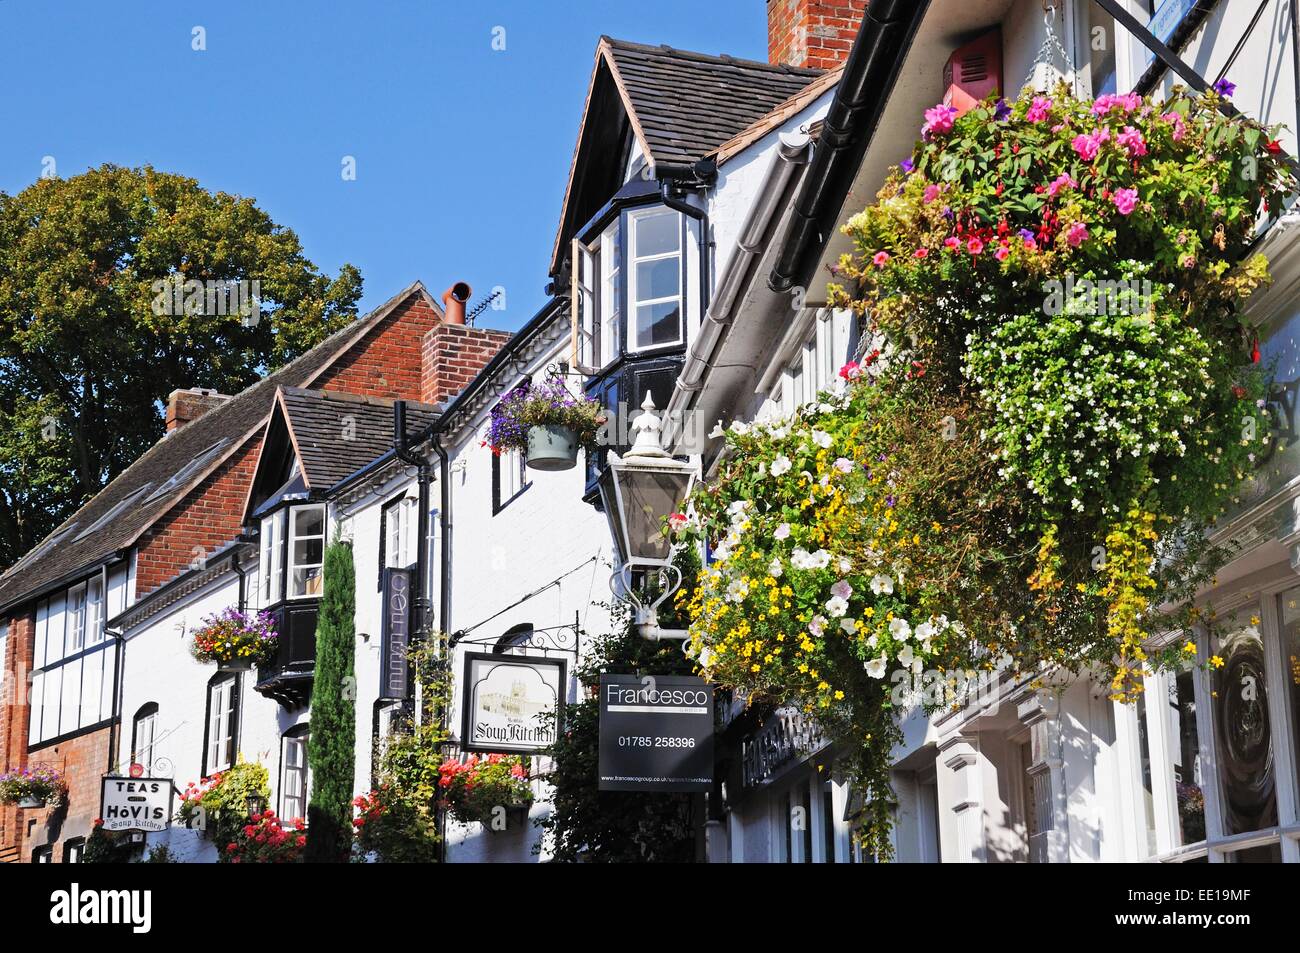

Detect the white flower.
xmin=915 ymin=620 xmax=936 ymax=643
xmin=833 ymin=457 xmax=854 ymax=474
xmin=774 ymin=522 xmax=791 ymax=541
xmin=889 ymin=618 xmax=912 ymax=641
xmin=812 ymin=429 xmax=833 ymax=449
xmin=730 ymin=420 xmax=750 ymax=436
xmin=838 ymin=556 xmax=852 ymax=573
xmin=839 ymin=617 xmax=858 ymax=634
xmin=830 ymin=579 xmax=853 ymax=600
xmin=897 ymin=643 xmax=916 ymax=668
xmin=770 ymin=454 xmax=792 ymax=477
xmin=708 ymin=421 xmax=725 ymax=440
xmin=826 ymin=596 xmax=849 ymax=618
xmin=865 ymin=656 xmax=887 ymax=678
xmin=768 ymin=557 xmax=783 ymax=578
xmin=809 ymin=549 xmax=831 ymax=569
xmin=699 ymin=647 xmax=714 ymax=668
xmin=726 ymin=579 xmax=749 ymax=603
xmin=870 ymin=574 xmax=894 ymax=595
xmin=808 ymin=614 xmax=827 ymax=637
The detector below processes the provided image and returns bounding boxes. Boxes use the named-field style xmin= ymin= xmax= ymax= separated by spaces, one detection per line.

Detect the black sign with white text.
xmin=380 ymin=567 xmax=410 ymax=699
xmin=598 ymin=674 xmax=713 ymax=792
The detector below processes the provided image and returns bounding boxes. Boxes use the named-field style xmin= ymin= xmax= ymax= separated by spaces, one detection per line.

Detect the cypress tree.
xmin=304 ymin=539 xmax=356 ymax=862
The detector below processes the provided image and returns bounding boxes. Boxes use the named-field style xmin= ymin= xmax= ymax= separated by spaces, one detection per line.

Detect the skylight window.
xmin=144 ymin=438 xmax=231 ymax=504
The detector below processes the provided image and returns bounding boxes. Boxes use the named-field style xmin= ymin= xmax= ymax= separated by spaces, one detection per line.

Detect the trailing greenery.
xmin=352 ymin=638 xmax=452 ymax=862
xmin=537 ymin=590 xmax=699 ymax=863
xmin=83 ymin=821 xmax=143 ymax=863
xmin=177 ymin=760 xmax=271 ymax=849
xmin=487 ymin=378 xmax=606 ymax=453
xmin=679 ymin=84 xmax=1293 ymax=857
xmin=0 ymin=165 xmax=362 ymax=570
xmin=305 ymin=539 xmax=357 ymax=862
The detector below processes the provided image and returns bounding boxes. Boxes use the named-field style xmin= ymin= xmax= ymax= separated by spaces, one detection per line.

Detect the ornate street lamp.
xmin=247 ymin=794 xmax=266 ymax=819
xmin=597 ymin=394 xmax=696 ymax=640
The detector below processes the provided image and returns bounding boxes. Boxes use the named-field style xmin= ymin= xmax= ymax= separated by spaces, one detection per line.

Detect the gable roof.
xmin=550 ymin=37 xmax=823 ymax=276
xmin=710 ymin=65 xmax=842 ymax=165
xmin=253 ymin=387 xmax=440 ymax=511
xmin=0 ymin=281 xmax=440 ymax=614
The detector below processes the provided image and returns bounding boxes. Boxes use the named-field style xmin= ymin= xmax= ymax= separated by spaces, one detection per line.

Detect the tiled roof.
xmin=0 ymin=281 xmax=439 ymax=612
xmin=601 ymin=37 xmax=824 ymax=169
xmin=276 ymin=387 xmax=439 ymax=491
xmin=710 ymin=65 xmax=842 ymax=164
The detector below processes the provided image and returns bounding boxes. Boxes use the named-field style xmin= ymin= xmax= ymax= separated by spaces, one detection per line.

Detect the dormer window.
xmin=258 ymin=501 xmax=325 ymax=605
xmin=572 ymin=198 xmax=690 ymax=373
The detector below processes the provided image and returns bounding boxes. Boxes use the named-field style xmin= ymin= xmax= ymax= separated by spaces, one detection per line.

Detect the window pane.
xmin=1135 ymin=701 xmax=1157 ymax=855
xmin=635 ymin=210 xmax=678 ymax=257
xmin=635 ymin=301 xmax=681 ymax=349
xmin=1211 ymin=607 xmax=1277 ymax=836
xmin=1167 ymin=670 xmax=1205 ymax=845
xmin=293 ymin=506 xmax=324 ymax=540
xmin=635 ymin=257 xmax=679 ymax=303
xmin=1277 ymin=587 xmax=1300 ymax=813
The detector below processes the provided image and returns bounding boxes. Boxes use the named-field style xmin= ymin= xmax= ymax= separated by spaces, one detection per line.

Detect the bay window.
xmin=288 ymin=504 xmax=325 ymax=598
xmin=572 ymin=201 xmax=688 ymax=372
xmin=628 ymin=207 xmax=683 ymax=351
xmin=260 ymin=509 xmax=285 ymax=605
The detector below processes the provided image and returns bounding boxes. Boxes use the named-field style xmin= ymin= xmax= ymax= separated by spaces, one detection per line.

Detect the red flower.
xmin=1267 ymin=139 xmax=1283 ymax=155
xmin=296 ymin=836 xmax=306 ymax=847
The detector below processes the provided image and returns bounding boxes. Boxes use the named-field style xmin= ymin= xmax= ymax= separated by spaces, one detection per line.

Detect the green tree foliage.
xmin=538 ymin=587 xmax=700 ymax=863
xmin=0 ymin=165 xmax=362 ymax=567
xmin=304 ymin=539 xmax=357 ymax=862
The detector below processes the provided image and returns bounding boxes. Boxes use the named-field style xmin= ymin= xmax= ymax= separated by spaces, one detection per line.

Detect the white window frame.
xmin=280 ymin=729 xmax=310 ymax=822
xmin=133 ymin=706 xmax=158 ymax=773
xmin=206 ymin=675 xmax=238 ymax=774
xmin=627 ymin=206 xmax=684 ymax=353
xmin=599 ymin=220 xmax=622 ymax=366
xmin=260 ymin=509 xmax=285 ymax=606
xmin=287 ymin=503 xmax=325 ymax=599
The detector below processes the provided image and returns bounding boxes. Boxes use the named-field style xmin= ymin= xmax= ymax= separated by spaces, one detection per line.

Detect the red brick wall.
xmin=314 ymin=295 xmax=442 ymax=400
xmin=0 ymin=612 xmax=34 ymax=863
xmin=134 ymin=436 xmax=261 ymax=595
xmin=767 ymin=0 xmax=864 ymax=70
xmin=421 ymin=324 xmax=513 ymax=406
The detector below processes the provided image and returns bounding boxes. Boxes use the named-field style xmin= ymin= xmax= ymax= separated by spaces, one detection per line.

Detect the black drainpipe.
xmin=660 ymin=175 xmax=713 ymax=327
xmin=231 ymin=551 xmax=247 ymax=612
xmin=393 ymin=401 xmax=433 ymax=644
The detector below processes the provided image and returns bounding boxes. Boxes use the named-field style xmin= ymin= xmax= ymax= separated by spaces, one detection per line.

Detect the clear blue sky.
xmin=0 ymin=0 xmax=769 ymax=331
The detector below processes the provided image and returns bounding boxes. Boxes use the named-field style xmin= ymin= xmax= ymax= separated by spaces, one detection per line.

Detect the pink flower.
xmin=1026 ymin=96 xmax=1053 ymax=123
xmin=872 ymin=251 xmax=891 ymax=268
xmin=966 ymin=236 xmax=984 ymax=256
xmin=1162 ymin=111 xmax=1187 ymax=141
xmin=922 ymin=103 xmax=959 ymax=138
xmin=667 ymin=512 xmax=688 ymax=533
xmin=1112 ymin=187 xmax=1139 ymax=215
xmin=913 ymin=247 xmax=929 ymax=258
xmin=1065 ymin=221 xmax=1089 ymax=247
xmin=1091 ymin=92 xmax=1141 ymax=116
xmin=994 ymin=243 xmax=1010 ymax=261
xmin=1117 ymin=126 xmax=1147 ymax=157
xmin=944 ymin=236 xmax=961 ymax=252
xmin=839 ymin=361 xmax=862 ymax=381
xmin=1046 ymin=173 xmax=1077 ymax=198
xmin=923 ymin=183 xmax=942 ymax=204
xmin=1071 ymin=128 xmax=1110 ymax=161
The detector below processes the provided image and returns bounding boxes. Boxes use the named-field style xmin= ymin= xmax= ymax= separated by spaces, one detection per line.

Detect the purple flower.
xmin=900 ymin=157 xmax=915 ymax=174
xmin=1213 ymin=78 xmax=1236 ymax=98
xmin=993 ymin=98 xmax=1011 ymax=121
xmin=886 ymin=495 xmax=896 ymax=508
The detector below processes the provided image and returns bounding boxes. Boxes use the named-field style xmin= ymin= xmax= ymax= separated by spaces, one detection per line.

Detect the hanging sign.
xmin=380 ymin=567 xmax=411 ymax=700
xmin=598 ymin=674 xmax=713 ymax=792
xmin=461 ymin=652 xmax=566 ymax=753
xmin=100 ymin=777 xmax=173 ymax=833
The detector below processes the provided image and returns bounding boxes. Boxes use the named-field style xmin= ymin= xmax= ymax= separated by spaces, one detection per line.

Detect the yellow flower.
xmin=1250 ymin=615 xmax=1261 ymax=626
xmin=1182 ymin=641 xmax=1197 ymax=655
xmin=1210 ymin=655 xmax=1225 ymax=669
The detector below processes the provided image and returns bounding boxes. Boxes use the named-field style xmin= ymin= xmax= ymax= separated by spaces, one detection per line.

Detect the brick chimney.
xmin=165 ymin=387 xmax=229 ymax=433
xmin=420 ymin=283 xmax=513 ymax=406
xmin=767 ymin=0 xmax=865 ymax=70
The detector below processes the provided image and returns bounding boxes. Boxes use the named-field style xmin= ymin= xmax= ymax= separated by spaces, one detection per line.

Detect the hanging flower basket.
xmin=190 ymin=608 xmax=278 ymax=669
xmin=0 ymin=766 xmax=68 ymax=809
xmin=486 ymin=379 xmax=605 ymax=472
xmin=436 ymin=754 xmax=532 ymax=828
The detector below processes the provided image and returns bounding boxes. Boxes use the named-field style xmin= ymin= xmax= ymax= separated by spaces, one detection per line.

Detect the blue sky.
xmin=0 ymin=0 xmax=769 ymax=331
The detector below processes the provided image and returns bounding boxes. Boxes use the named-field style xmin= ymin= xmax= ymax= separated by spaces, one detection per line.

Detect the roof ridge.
xmin=600 ymin=35 xmax=824 ymax=77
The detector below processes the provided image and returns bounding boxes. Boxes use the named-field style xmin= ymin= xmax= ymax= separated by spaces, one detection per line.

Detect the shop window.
xmin=1210 ymin=606 xmax=1279 ymax=846
xmin=1168 ymin=669 xmax=1206 ymax=846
